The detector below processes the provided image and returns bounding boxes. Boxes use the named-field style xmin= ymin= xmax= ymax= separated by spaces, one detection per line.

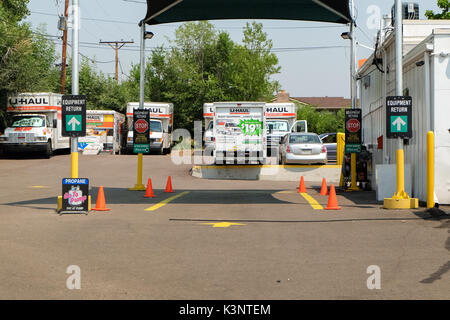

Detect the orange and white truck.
xmin=78 ymin=110 xmax=125 ymax=155
xmin=0 ymin=92 xmax=69 ymax=158
xmin=125 ymin=102 xmax=174 ymax=154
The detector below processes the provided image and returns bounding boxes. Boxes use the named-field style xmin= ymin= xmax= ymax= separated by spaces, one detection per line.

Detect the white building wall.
xmin=359 ymin=22 xmax=450 ymax=204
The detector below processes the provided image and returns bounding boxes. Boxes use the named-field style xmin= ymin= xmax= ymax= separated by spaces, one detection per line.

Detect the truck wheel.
xmin=163 ymin=148 xmax=171 ymax=155
xmin=45 ymin=141 xmax=53 ymax=159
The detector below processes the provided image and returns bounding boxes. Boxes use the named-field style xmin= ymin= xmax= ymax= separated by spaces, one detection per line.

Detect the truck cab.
xmin=0 ymin=93 xmax=69 ymax=158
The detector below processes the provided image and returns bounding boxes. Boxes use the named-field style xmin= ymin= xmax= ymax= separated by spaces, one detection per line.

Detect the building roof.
xmin=292 ymin=97 xmax=351 ymax=110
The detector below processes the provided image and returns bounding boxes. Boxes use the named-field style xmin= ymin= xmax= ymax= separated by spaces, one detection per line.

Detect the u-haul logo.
xmin=266 ymin=107 xmax=289 ymax=113
xmin=149 ymin=107 xmax=164 ymax=114
xmin=8 ymin=97 xmax=50 ymax=106
xmin=230 ymin=108 xmax=249 ymax=113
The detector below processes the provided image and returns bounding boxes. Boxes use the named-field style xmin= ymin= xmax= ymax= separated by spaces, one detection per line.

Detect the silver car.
xmin=279 ymin=133 xmax=327 ymax=165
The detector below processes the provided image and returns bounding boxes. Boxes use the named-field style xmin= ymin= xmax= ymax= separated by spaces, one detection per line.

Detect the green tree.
xmin=296 ymin=103 xmax=347 ymax=134
xmin=122 ymin=21 xmax=281 ymax=132
xmin=0 ymin=0 xmax=60 ymax=131
xmin=425 ymin=0 xmax=450 ymax=19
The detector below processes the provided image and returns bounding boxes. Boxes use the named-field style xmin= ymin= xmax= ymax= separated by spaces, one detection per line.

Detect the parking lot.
xmin=0 ymin=153 xmax=449 ymax=299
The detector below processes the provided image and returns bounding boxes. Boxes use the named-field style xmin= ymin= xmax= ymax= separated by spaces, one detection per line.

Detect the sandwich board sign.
xmin=345 ymin=109 xmax=362 ymax=153
xmin=386 ymin=96 xmax=412 ymax=139
xmin=133 ymin=108 xmax=150 ymax=154
xmin=62 ymin=95 xmax=87 ymax=137
xmin=61 ymin=178 xmax=89 ymax=214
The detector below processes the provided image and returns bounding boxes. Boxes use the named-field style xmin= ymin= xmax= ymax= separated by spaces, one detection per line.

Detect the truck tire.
xmin=45 ymin=141 xmax=53 ymax=159
xmin=163 ymin=147 xmax=171 ymax=155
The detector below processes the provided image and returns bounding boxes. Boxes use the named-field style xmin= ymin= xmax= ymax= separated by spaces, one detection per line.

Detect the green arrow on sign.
xmin=391 ymin=116 xmax=407 ymax=133
xmin=66 ymin=115 xmax=82 ymax=132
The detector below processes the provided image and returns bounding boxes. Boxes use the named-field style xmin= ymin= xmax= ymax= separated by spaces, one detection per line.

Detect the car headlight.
xmin=0 ymin=137 xmax=8 ymax=142
xmin=36 ymin=136 xmax=47 ymax=142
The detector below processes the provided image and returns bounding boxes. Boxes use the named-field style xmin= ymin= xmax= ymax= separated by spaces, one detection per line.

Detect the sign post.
xmin=62 ymin=95 xmax=86 ymax=178
xmin=129 ymin=108 xmax=149 ymax=191
xmin=383 ymin=95 xmax=418 ymax=209
xmin=345 ymin=109 xmax=361 ymax=191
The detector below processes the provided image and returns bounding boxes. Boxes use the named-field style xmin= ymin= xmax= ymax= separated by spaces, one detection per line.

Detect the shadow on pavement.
xmin=3 ymin=187 xmax=294 ymax=209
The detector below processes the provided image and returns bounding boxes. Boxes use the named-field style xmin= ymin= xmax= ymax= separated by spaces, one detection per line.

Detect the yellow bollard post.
xmin=396 ymin=149 xmax=405 ymax=197
xmin=383 ymin=147 xmax=419 ymax=209
xmin=129 ymin=153 xmax=146 ymax=191
xmin=347 ymin=153 xmax=360 ymax=191
xmin=427 ymin=131 xmax=435 ymax=209
xmin=71 ymin=152 xmax=79 ymax=178
xmin=337 ymin=133 xmax=346 ymax=188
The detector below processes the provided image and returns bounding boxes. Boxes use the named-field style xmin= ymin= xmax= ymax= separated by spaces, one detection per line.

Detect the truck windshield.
xmin=150 ymin=121 xmax=162 ymax=132
xmin=11 ymin=116 xmax=45 ymax=127
xmin=267 ymin=121 xmax=288 ymax=132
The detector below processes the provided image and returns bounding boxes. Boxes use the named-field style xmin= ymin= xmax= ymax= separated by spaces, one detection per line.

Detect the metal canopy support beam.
xmin=311 ymin=0 xmax=351 ymax=23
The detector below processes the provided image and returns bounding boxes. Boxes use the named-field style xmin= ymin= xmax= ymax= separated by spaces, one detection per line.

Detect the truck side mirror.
xmin=168 ymin=125 xmax=173 ymax=133
xmin=53 ymin=119 xmax=57 ymax=128
xmin=268 ymin=124 xmax=274 ymax=134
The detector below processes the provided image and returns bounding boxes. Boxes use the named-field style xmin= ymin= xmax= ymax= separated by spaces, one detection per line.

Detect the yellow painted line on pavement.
xmin=145 ymin=191 xmax=190 ymax=211
xmin=300 ymin=193 xmax=324 ymax=210
xmin=29 ymin=186 xmax=49 ymax=189
xmin=201 ymin=222 xmax=246 ymax=228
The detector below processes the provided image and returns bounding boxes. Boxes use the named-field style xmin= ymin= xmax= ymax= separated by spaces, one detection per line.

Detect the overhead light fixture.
xmin=144 ymin=31 xmax=154 ymax=40
xmin=341 ymin=32 xmax=352 ymax=40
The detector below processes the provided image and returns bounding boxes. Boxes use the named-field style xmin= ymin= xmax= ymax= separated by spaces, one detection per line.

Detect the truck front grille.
xmin=9 ymin=133 xmax=35 ymax=143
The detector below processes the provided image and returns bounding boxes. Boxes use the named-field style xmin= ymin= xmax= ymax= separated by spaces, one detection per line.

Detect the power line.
xmin=29 ymin=10 xmax=347 ymax=30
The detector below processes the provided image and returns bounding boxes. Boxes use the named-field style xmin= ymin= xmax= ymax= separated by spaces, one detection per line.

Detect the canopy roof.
xmin=143 ymin=0 xmax=352 ymax=25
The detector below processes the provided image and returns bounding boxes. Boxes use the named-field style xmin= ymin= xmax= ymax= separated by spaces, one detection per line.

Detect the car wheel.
xmin=45 ymin=141 xmax=53 ymax=159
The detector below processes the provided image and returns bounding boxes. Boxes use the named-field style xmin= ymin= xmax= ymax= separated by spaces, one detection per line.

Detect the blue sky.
xmin=26 ymin=0 xmax=438 ymax=98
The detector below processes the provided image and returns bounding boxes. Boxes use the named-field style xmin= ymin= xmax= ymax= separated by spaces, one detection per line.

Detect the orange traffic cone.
xmin=325 ymin=184 xmax=341 ymax=210
xmin=144 ymin=178 xmax=155 ymax=198
xmin=298 ymin=176 xmax=307 ymax=193
xmin=92 ymin=186 xmax=110 ymax=211
xmin=164 ymin=176 xmax=174 ymax=193
xmin=319 ymin=178 xmax=329 ymax=196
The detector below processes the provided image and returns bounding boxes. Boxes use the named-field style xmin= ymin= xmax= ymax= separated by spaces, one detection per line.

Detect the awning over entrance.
xmin=143 ymin=0 xmax=352 ymax=25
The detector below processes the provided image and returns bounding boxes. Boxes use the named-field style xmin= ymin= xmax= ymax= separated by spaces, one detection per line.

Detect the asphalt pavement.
xmin=0 ymin=153 xmax=448 ymax=299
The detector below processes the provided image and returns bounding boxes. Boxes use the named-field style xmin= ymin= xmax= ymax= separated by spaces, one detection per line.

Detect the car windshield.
xmin=267 ymin=121 xmax=288 ymax=132
xmin=11 ymin=116 xmax=45 ymax=127
xmin=150 ymin=121 xmax=162 ymax=132
xmin=290 ymin=134 xmax=321 ymax=144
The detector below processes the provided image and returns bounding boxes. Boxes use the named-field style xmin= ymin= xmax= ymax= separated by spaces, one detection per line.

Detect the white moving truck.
xmin=213 ymin=102 xmax=266 ymax=164
xmin=203 ymin=103 xmax=214 ymax=147
xmin=265 ymin=102 xmax=307 ymax=154
xmin=78 ymin=110 xmax=125 ymax=155
xmin=125 ymin=102 xmax=174 ymax=154
xmin=0 ymin=92 xmax=69 ymax=158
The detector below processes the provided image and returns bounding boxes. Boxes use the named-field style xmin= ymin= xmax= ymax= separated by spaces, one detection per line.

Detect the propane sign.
xmin=345 ymin=109 xmax=362 ymax=153
xmin=61 ymin=178 xmax=89 ymax=214
xmin=133 ymin=108 xmax=150 ymax=154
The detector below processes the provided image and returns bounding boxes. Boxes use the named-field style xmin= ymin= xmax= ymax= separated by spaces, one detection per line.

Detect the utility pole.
xmin=60 ymin=0 xmax=70 ymax=94
xmin=99 ymin=40 xmax=134 ymax=83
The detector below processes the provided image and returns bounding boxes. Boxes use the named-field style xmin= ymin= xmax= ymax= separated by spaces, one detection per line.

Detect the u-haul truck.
xmin=265 ymin=102 xmax=307 ymax=154
xmin=203 ymin=103 xmax=214 ymax=147
xmin=125 ymin=102 xmax=174 ymax=154
xmin=213 ymin=102 xmax=266 ymax=164
xmin=78 ymin=110 xmax=125 ymax=155
xmin=0 ymin=93 xmax=69 ymax=158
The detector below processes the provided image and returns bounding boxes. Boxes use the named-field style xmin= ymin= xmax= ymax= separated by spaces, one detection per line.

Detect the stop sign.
xmin=346 ymin=119 xmax=360 ymax=133
xmin=134 ymin=119 xmax=149 ymax=134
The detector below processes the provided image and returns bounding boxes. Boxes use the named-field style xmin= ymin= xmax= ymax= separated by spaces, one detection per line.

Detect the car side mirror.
xmin=53 ymin=119 xmax=57 ymax=128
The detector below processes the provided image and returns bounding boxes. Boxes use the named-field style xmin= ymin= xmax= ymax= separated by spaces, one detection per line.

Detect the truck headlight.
xmin=127 ymin=137 xmax=133 ymax=142
xmin=36 ymin=136 xmax=47 ymax=141
xmin=0 ymin=137 xmax=8 ymax=142
xmin=156 ymin=138 xmax=162 ymax=143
